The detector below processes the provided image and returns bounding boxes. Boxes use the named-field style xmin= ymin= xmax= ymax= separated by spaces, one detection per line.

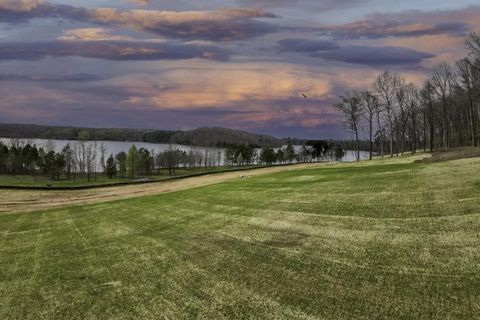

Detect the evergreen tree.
xmin=116 ymin=152 xmax=127 ymax=178
xmin=106 ymin=154 xmax=117 ymax=179
xmin=285 ymin=143 xmax=296 ymax=163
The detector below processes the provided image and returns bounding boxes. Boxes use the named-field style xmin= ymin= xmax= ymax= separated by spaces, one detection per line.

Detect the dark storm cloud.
xmin=275 ymin=39 xmax=339 ymax=53
xmin=312 ymin=45 xmax=434 ymax=66
xmin=0 ymin=40 xmax=230 ymax=61
xmin=0 ymin=1 xmax=278 ymax=41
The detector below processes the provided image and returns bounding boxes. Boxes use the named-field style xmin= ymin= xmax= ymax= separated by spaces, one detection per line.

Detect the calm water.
xmin=0 ymin=138 xmax=370 ymax=164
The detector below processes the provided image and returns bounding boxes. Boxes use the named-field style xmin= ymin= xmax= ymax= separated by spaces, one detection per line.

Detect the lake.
xmin=0 ymin=138 xmax=371 ymax=164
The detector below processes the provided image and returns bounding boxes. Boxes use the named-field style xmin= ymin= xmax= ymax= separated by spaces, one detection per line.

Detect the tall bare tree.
xmin=361 ymin=91 xmax=378 ymax=160
xmin=405 ymin=83 xmax=420 ymax=153
xmin=335 ymin=92 xmax=364 ymax=161
xmin=374 ymin=71 xmax=400 ymax=157
xmin=431 ymin=63 xmax=455 ymax=150
xmin=395 ymin=78 xmax=410 ymax=155
xmin=457 ymin=58 xmax=478 ymax=147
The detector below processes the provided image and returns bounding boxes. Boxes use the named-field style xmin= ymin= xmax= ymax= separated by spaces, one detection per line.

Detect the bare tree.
xmin=466 ymin=32 xmax=480 ymax=59
xmin=457 ymin=58 xmax=477 ymax=147
xmin=361 ymin=91 xmax=378 ymax=160
xmin=374 ymin=71 xmax=400 ymax=157
xmin=431 ymin=63 xmax=455 ymax=150
xmin=421 ymin=80 xmax=437 ymax=151
xmin=85 ymin=142 xmax=98 ymax=181
xmin=373 ymin=94 xmax=385 ymax=158
xmin=99 ymin=143 xmax=107 ymax=174
xmin=395 ymin=78 xmax=410 ymax=155
xmin=405 ymin=83 xmax=420 ymax=153
xmin=335 ymin=92 xmax=364 ymax=161
xmin=334 ymin=33 xmax=480 ymax=153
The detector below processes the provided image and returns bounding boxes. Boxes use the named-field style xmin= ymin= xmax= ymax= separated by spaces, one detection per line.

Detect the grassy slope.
xmin=0 ymin=175 xmax=132 ymax=187
xmin=0 ymin=166 xmax=258 ymax=188
xmin=1 ymin=155 xmax=480 ymax=319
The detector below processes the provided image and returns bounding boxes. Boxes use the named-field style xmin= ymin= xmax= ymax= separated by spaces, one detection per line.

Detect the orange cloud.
xmin=58 ymin=28 xmax=133 ymax=41
xmin=0 ymin=0 xmax=41 ymax=11
xmin=384 ymin=34 xmax=465 ymax=52
xmin=115 ymin=64 xmax=332 ymax=110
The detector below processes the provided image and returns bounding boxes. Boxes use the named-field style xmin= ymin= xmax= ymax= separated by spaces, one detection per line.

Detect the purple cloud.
xmin=276 ymin=39 xmax=339 ymax=53
xmin=0 ymin=2 xmax=278 ymax=41
xmin=0 ymin=73 xmax=104 ymax=82
xmin=0 ymin=40 xmax=230 ymax=61
xmin=312 ymin=45 xmax=434 ymax=66
xmin=319 ymin=21 xmax=470 ymax=40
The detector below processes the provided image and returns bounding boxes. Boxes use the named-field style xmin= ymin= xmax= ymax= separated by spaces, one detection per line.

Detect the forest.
xmin=335 ymin=32 xmax=480 ymax=161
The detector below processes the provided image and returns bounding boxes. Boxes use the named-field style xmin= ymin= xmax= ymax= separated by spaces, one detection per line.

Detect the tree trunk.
xmin=390 ymin=131 xmax=394 ymax=158
xmin=355 ymin=129 xmax=360 ymax=162
xmin=369 ymin=115 xmax=373 ymax=160
xmin=468 ymin=90 xmax=476 ymax=147
xmin=377 ymin=113 xmax=384 ymax=158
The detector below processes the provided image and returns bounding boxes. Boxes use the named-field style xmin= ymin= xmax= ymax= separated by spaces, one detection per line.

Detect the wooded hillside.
xmin=0 ymin=124 xmax=284 ymax=147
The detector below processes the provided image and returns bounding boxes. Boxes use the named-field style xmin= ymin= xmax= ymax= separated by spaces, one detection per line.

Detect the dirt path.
xmin=0 ymin=163 xmax=324 ymax=214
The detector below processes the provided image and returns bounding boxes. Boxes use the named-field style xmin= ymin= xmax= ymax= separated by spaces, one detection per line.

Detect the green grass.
xmin=0 ymin=174 xmax=132 ymax=187
xmin=1 ymin=156 xmax=480 ymax=319
xmin=0 ymin=166 xmax=259 ymax=188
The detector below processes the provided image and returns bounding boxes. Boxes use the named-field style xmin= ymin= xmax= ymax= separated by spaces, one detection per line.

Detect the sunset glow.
xmin=0 ymin=0 xmax=478 ymax=138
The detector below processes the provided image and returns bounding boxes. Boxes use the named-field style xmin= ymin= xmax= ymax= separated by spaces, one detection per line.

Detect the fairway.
xmin=1 ymin=156 xmax=480 ymax=319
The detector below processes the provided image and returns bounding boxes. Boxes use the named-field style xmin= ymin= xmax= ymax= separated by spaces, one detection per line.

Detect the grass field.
xmin=0 ymin=174 xmax=132 ymax=187
xmin=1 ymin=154 xmax=480 ymax=319
xmin=0 ymin=166 xmax=259 ymax=188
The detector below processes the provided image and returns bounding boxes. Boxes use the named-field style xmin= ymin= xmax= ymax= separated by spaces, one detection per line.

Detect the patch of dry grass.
xmin=416 ymin=147 xmax=480 ymax=163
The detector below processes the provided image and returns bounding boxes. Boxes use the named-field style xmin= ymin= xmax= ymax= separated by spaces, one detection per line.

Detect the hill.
xmin=169 ymin=127 xmax=283 ymax=147
xmin=0 ymin=123 xmax=284 ymax=147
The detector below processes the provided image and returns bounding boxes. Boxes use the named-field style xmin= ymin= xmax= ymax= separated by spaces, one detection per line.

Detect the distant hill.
xmin=169 ymin=127 xmax=283 ymax=147
xmin=0 ymin=123 xmax=284 ymax=148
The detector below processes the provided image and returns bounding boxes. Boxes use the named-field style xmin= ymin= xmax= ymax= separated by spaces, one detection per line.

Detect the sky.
xmin=0 ymin=0 xmax=479 ymax=139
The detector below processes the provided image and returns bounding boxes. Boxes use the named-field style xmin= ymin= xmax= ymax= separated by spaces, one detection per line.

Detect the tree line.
xmin=0 ymin=134 xmax=346 ymax=182
xmin=225 ymin=141 xmax=344 ymax=166
xmin=335 ymin=32 xmax=480 ymax=161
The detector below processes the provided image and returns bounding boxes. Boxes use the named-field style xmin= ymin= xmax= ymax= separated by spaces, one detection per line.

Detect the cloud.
xmin=109 ymin=65 xmax=332 ymax=110
xmin=274 ymin=37 xmax=434 ymax=66
xmin=312 ymin=45 xmax=434 ymax=66
xmin=58 ymin=28 xmax=134 ymax=41
xmin=0 ymin=40 xmax=229 ymax=61
xmin=275 ymin=39 xmax=339 ymax=53
xmin=0 ymin=73 xmax=104 ymax=82
xmin=320 ymin=21 xmax=470 ymax=40
xmin=0 ymin=0 xmax=41 ymax=11
xmin=130 ymin=0 xmax=150 ymax=5
xmin=317 ymin=6 xmax=480 ymax=40
xmin=0 ymin=1 xmax=278 ymax=41
xmin=236 ymin=0 xmax=360 ymax=11
xmin=0 ymin=63 xmax=343 ymax=132
xmin=88 ymin=7 xmax=278 ymax=41
xmin=0 ymin=0 xmax=90 ymax=23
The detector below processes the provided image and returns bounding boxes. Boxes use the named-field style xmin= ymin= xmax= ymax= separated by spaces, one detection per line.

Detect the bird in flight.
xmin=301 ymin=93 xmax=308 ymax=99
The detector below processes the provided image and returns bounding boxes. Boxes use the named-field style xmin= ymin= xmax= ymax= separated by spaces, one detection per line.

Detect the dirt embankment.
xmin=0 ymin=163 xmax=322 ymax=214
